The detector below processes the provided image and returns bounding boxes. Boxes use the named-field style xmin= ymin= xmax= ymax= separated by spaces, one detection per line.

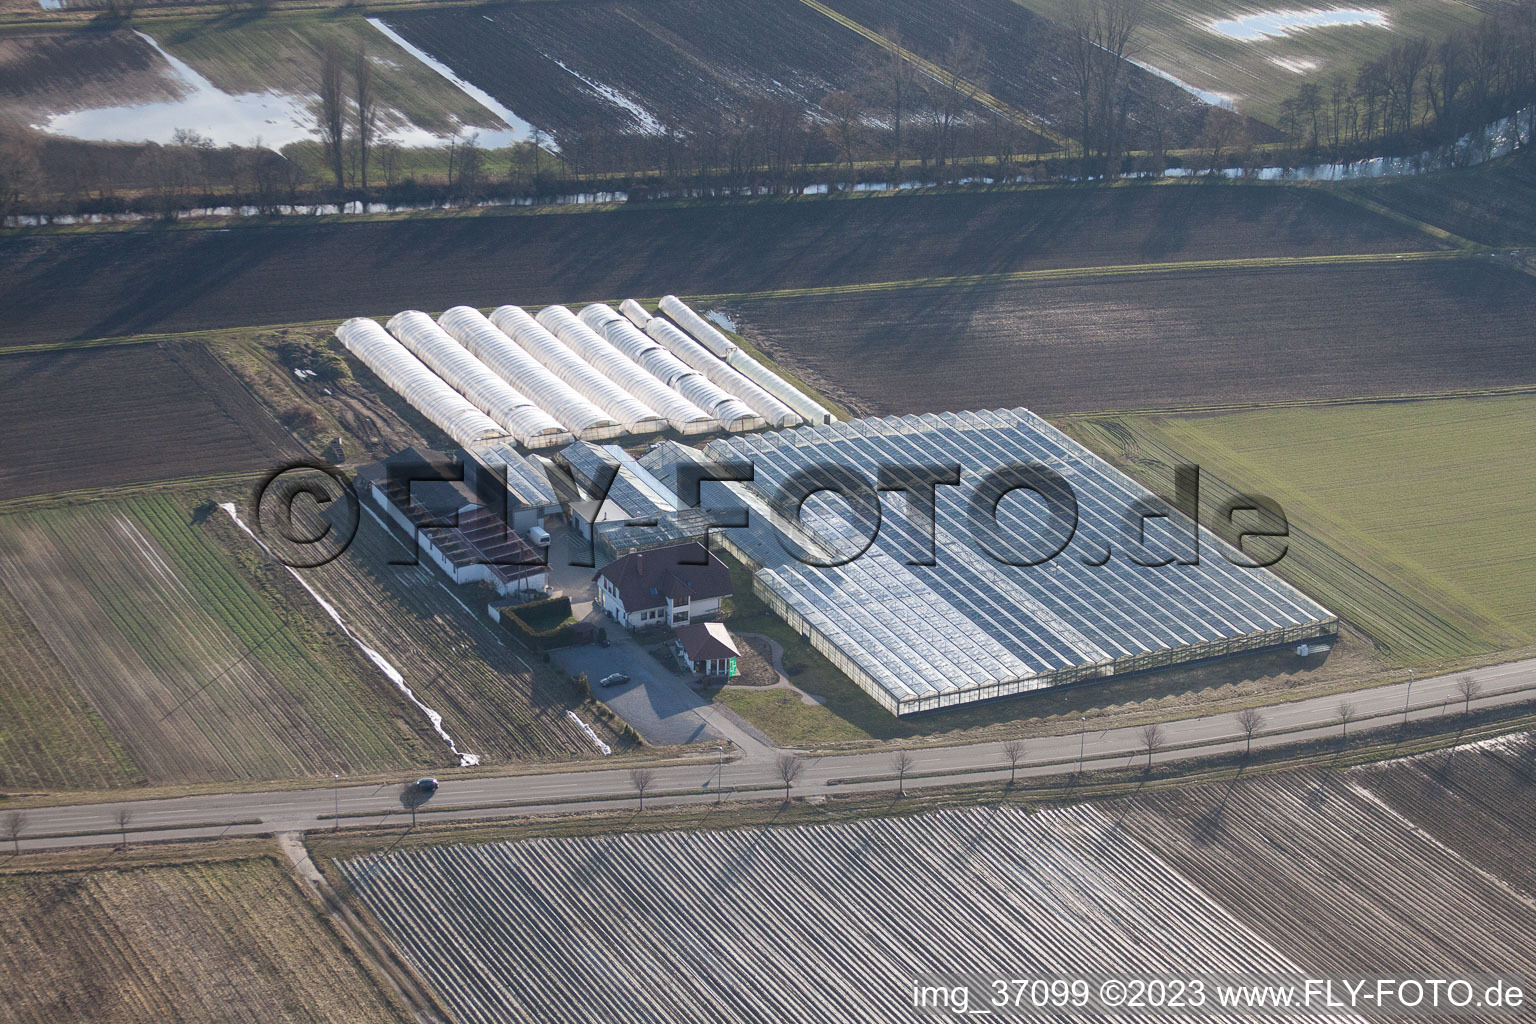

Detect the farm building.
xmin=594 ymin=542 xmax=732 ymax=629
xmin=642 ymin=409 xmax=1336 ymax=715
xmin=358 ymin=448 xmax=549 ymax=597
xmin=672 ymin=622 xmax=741 ymax=677
xmin=337 ymin=295 xmax=824 ymax=451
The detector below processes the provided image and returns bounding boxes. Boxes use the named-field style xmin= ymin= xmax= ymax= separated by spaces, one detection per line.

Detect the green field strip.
xmin=1324 ymin=186 xmax=1488 ymax=251
xmin=690 ymin=248 xmax=1472 ymax=304
xmin=795 ymin=0 xmax=1068 ymax=148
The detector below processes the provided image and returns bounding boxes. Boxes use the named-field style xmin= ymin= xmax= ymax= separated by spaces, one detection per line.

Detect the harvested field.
xmin=1105 ymin=395 xmax=1536 ymax=658
xmin=381 ymin=0 xmax=1017 ymax=154
xmin=0 ymin=492 xmax=441 ymax=788
xmin=0 ymin=184 xmax=1432 ymax=346
xmin=725 ymin=257 xmax=1536 ymax=417
xmin=0 ymin=343 xmax=294 ymax=499
xmin=0 ymin=854 xmax=411 ymax=1024
xmin=822 ymin=0 xmax=1252 ymax=148
xmin=343 ymin=737 xmax=1536 ymax=1024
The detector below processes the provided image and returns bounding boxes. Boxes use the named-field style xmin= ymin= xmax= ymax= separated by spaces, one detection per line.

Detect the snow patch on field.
xmin=703 ymin=309 xmax=738 ymax=333
xmin=566 ymin=711 xmax=612 ymax=756
xmin=1208 ymin=8 xmax=1388 ymax=41
xmin=1272 ymin=56 xmax=1320 ymax=74
xmin=546 ymin=55 xmax=665 ymax=134
xmin=219 ymin=501 xmax=481 ymax=767
xmin=367 ymin=18 xmax=543 ymax=149
xmin=1126 ymin=57 xmax=1235 ymax=109
xmin=39 ymin=31 xmax=315 ymax=147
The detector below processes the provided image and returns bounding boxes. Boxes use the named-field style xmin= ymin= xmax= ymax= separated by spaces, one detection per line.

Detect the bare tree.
xmin=1065 ymin=0 xmax=1145 ymax=173
xmin=317 ymin=44 xmax=348 ymax=192
xmin=0 ymin=129 xmax=41 ymax=220
xmin=1336 ymin=701 xmax=1357 ymax=742
xmin=1196 ymin=107 xmax=1246 ymax=172
xmin=1139 ymin=722 xmax=1165 ymax=771
xmin=1001 ymin=739 xmax=1026 ymax=786
xmin=629 ymin=767 xmax=656 ymax=810
xmin=116 ymin=808 xmax=133 ymax=849
xmin=1235 ymin=708 xmax=1265 ymax=756
xmin=2 ymin=810 xmax=25 ymax=855
xmin=1455 ymin=674 xmax=1482 ymax=715
xmin=929 ymin=34 xmax=985 ymax=168
xmin=353 ymin=46 xmax=377 ymax=192
xmin=820 ymin=89 xmax=865 ymax=182
xmin=892 ymin=750 xmax=915 ymax=797
xmin=774 ymin=754 xmax=805 ymax=802
xmin=867 ymin=27 xmax=921 ymax=170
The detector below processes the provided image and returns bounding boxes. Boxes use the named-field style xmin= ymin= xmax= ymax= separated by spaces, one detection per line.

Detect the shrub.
xmin=495 ymin=595 xmax=578 ymax=650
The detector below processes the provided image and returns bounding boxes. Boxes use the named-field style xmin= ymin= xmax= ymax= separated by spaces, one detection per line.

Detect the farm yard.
xmin=0 ymin=343 xmax=295 ymax=499
xmin=1071 ymin=395 xmax=1536 ymax=664
xmin=0 ymin=491 xmax=443 ymax=789
xmin=272 ymin=506 xmax=622 ymax=763
xmin=0 ymin=183 xmax=1433 ymax=348
xmin=341 ymin=737 xmax=1536 ymax=1024
xmin=724 ymin=256 xmax=1536 ymax=417
xmin=0 ymin=850 xmax=413 ymax=1024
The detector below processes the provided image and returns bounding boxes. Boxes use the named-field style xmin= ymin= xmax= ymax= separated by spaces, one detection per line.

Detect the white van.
xmin=529 ymin=526 xmax=551 ymax=548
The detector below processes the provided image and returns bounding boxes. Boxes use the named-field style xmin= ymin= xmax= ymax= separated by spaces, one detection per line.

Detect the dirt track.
xmin=0 ymin=185 xmax=1431 ymax=347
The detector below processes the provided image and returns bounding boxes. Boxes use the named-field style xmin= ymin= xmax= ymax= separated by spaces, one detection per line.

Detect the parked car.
xmin=598 ymin=672 xmax=630 ymax=688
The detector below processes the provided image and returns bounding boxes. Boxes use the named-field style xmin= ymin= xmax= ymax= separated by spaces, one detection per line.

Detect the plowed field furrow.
xmin=344 ymin=804 xmax=1299 ymax=1024
xmin=1118 ymin=773 xmax=1536 ymax=980
xmin=0 ymin=494 xmax=438 ymax=787
xmin=0 ymin=857 xmax=411 ymax=1024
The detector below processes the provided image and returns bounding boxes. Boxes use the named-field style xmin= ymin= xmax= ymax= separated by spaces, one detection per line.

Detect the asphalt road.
xmin=12 ymin=656 xmax=1532 ymax=852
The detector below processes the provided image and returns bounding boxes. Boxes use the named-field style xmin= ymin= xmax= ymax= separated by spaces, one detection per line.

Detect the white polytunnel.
xmin=492 ymin=305 xmax=668 ymax=436
xmin=437 ymin=306 xmax=624 ymax=442
xmin=335 ymin=317 xmax=509 ymax=447
xmin=643 ymin=313 xmax=802 ymax=429
xmin=659 ymin=294 xmax=836 ymax=425
xmin=582 ymin=304 xmax=765 ymax=432
xmin=385 ymin=311 xmax=573 ymax=450
xmin=539 ymin=305 xmax=717 ymax=435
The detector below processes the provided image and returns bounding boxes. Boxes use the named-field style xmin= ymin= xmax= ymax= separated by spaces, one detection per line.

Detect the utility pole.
xmin=1078 ymin=717 xmax=1087 ymax=775
xmin=1403 ymin=669 xmax=1415 ymax=727
xmin=716 ymin=745 xmax=724 ymax=805
xmin=333 ymin=773 xmax=340 ymax=831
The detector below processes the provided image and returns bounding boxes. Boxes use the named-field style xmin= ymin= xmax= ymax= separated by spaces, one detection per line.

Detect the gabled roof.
xmin=595 ymin=542 xmax=732 ymax=611
xmin=674 ymin=621 xmax=740 ymax=662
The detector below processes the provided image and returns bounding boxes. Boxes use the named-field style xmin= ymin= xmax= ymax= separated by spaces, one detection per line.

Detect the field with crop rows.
xmin=1071 ymin=395 xmax=1536 ymax=663
xmin=0 ymin=491 xmax=441 ymax=789
xmin=262 ymin=505 xmax=616 ymax=763
xmin=0 ymin=184 xmax=1433 ymax=348
xmin=381 ymin=0 xmax=1016 ymax=156
xmin=0 ymin=343 xmax=294 ymax=499
xmin=0 ymin=854 xmax=411 ymax=1024
xmin=1012 ymin=0 xmax=1508 ymax=123
xmin=725 ymin=257 xmax=1536 ymax=417
xmin=823 ymin=0 xmax=1237 ymax=148
xmin=343 ymin=737 xmax=1536 ymax=1024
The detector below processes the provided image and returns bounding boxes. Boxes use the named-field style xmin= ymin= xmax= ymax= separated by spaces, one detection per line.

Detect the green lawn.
xmin=1077 ymin=394 xmax=1536 ymax=663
